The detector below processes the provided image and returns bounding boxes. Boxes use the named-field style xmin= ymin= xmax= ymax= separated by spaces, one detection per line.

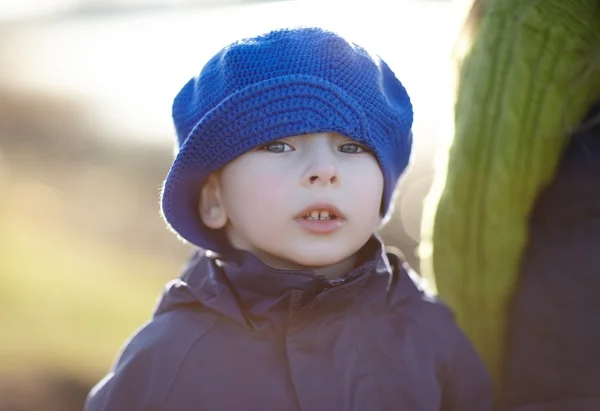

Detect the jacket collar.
xmin=154 ymin=235 xmax=411 ymax=332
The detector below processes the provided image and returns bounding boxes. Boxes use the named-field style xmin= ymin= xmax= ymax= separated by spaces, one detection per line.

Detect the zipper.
xmin=287 ymin=259 xmax=377 ymax=318
xmin=288 ymin=273 xmax=372 ymax=320
xmin=287 ymin=277 xmax=346 ymax=316
xmin=326 ymin=277 xmax=346 ymax=287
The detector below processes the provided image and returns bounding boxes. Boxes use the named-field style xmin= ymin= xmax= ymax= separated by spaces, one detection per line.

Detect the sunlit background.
xmin=0 ymin=0 xmax=461 ymax=409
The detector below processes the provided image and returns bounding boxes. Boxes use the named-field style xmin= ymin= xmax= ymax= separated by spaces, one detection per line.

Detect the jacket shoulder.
xmin=386 ymin=258 xmax=493 ymax=409
xmin=385 ymin=253 xmax=467 ymax=349
xmin=84 ymin=301 xmax=219 ymax=411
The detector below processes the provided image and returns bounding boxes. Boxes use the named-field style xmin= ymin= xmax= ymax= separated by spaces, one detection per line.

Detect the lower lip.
xmin=295 ymin=218 xmax=345 ymax=234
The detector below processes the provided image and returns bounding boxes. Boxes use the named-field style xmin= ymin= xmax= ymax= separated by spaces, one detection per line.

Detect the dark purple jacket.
xmin=84 ymin=238 xmax=492 ymax=411
xmin=502 ymin=102 xmax=600 ymax=410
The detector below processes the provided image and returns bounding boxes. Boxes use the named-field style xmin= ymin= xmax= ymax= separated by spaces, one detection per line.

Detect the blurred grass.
xmin=0 ymin=158 xmax=184 ymax=381
xmin=0 ymin=214 xmax=177 ymax=379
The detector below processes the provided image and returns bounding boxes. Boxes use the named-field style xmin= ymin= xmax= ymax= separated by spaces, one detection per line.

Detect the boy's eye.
xmin=338 ymin=143 xmax=366 ymax=154
xmin=259 ymin=142 xmax=293 ymax=153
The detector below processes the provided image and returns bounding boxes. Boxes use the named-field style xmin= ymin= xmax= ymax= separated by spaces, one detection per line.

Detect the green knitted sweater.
xmin=420 ymin=0 xmax=600 ymax=392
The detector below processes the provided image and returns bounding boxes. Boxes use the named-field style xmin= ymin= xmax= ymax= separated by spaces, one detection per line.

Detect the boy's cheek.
xmin=238 ymin=173 xmax=289 ymax=196
xmin=223 ymin=175 xmax=290 ymax=213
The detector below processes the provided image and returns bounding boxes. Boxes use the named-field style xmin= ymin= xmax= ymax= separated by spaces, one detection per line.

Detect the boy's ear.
xmin=199 ymin=173 xmax=228 ymax=230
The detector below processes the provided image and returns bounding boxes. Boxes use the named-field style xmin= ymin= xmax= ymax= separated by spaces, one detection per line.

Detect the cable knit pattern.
xmin=420 ymin=0 xmax=600 ymax=393
xmin=162 ymin=27 xmax=413 ymax=252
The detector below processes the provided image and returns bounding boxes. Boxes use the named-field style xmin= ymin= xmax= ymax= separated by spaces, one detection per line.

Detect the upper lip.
xmin=295 ymin=202 xmax=346 ymax=220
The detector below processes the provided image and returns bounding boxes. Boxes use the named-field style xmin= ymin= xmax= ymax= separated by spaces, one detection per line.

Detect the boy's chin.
xmin=284 ymin=248 xmax=354 ymax=269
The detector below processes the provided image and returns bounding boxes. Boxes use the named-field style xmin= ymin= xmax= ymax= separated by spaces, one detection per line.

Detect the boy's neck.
xmin=248 ymin=248 xmax=359 ymax=280
xmin=311 ymin=254 xmax=359 ymax=280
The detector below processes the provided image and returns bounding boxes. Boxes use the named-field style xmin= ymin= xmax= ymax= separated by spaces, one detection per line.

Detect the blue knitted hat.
xmin=162 ymin=27 xmax=413 ymax=252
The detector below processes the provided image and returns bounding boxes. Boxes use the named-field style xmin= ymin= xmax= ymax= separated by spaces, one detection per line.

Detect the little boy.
xmin=84 ymin=27 xmax=492 ymax=411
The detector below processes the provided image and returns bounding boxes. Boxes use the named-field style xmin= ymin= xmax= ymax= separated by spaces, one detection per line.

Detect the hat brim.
xmin=161 ymin=74 xmax=373 ymax=252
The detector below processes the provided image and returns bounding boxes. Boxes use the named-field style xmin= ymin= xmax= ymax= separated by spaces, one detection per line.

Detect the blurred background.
xmin=0 ymin=0 xmax=461 ymax=409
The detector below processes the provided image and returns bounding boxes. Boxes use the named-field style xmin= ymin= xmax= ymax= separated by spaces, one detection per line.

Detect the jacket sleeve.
xmin=441 ymin=329 xmax=494 ymax=411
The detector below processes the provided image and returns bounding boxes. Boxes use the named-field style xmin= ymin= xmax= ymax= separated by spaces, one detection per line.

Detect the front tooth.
xmin=310 ymin=210 xmax=320 ymax=220
xmin=320 ymin=211 xmax=330 ymax=220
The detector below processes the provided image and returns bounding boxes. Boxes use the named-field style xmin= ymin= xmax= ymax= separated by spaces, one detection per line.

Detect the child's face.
xmin=199 ymin=132 xmax=384 ymax=269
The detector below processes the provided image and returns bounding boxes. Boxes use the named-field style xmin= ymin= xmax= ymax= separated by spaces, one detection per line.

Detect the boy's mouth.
xmin=295 ymin=203 xmax=346 ymax=234
xmin=304 ymin=210 xmax=338 ymax=220
xmin=295 ymin=203 xmax=345 ymax=221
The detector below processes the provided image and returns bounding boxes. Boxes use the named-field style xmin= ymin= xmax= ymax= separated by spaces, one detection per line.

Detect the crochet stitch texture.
xmin=162 ymin=27 xmax=413 ymax=252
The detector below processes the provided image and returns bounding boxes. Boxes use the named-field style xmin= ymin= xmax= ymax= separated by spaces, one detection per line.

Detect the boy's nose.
xmin=301 ymin=134 xmax=340 ymax=187
xmin=303 ymin=162 xmax=339 ymax=187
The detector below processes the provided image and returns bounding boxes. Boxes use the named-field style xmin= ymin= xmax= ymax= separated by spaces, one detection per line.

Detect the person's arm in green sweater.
xmin=420 ymin=0 xmax=600 ymax=393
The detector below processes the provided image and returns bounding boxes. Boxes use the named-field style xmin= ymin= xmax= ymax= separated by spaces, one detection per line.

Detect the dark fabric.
xmin=84 ymin=237 xmax=492 ymax=411
xmin=503 ymin=102 xmax=600 ymax=411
